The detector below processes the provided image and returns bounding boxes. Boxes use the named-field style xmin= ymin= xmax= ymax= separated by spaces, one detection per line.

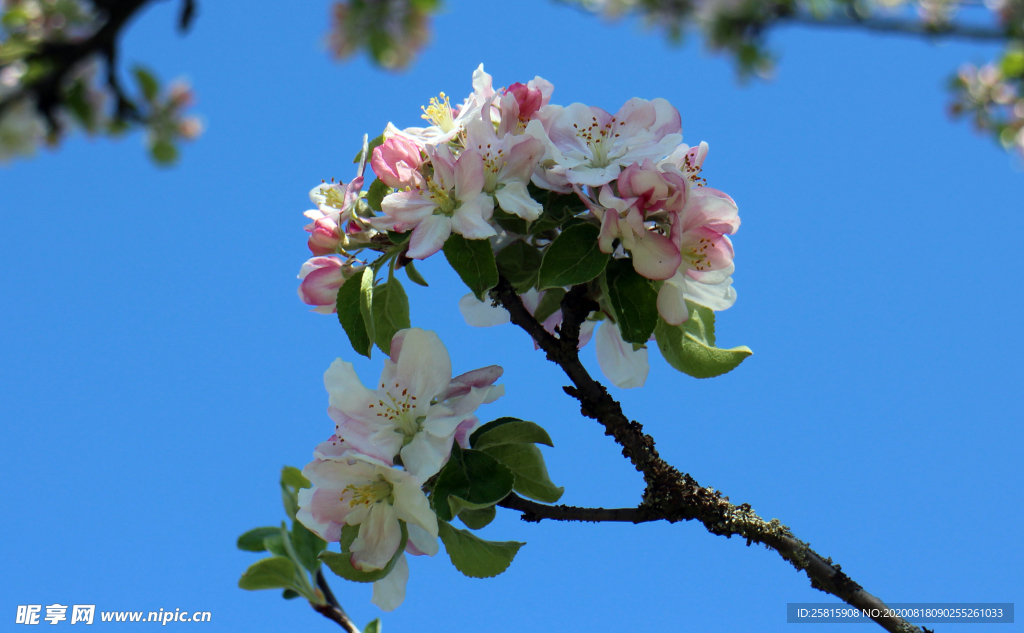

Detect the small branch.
xmin=490 ymin=276 xmax=927 ymax=633
xmin=313 ymin=568 xmax=359 ymax=633
xmin=498 ymin=492 xmax=656 ymax=523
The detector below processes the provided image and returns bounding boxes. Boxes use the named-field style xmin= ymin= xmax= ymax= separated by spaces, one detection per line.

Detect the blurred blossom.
xmin=327 ymin=0 xmax=434 ymax=70
xmin=0 ymin=96 xmax=45 ymax=162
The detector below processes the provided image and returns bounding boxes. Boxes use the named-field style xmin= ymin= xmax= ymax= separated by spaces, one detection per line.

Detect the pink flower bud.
xmin=371 ymin=137 xmax=425 ymax=189
xmin=177 ymin=117 xmax=203 ymax=140
xmin=297 ymin=257 xmax=359 ymax=314
xmin=505 ymin=82 xmax=544 ymax=119
xmin=306 ymin=216 xmax=343 ymax=256
xmin=168 ymin=81 xmax=194 ymax=109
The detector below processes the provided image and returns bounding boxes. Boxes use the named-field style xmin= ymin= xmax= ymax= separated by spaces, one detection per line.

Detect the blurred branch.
xmin=784 ymin=12 xmax=1009 ymax=41
xmin=491 ymin=275 xmax=931 ymax=633
xmin=0 ymin=0 xmax=155 ymax=127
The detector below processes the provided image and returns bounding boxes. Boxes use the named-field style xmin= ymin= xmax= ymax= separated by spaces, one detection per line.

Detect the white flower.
xmin=298 ymin=448 xmax=438 ymax=572
xmin=325 ymin=328 xmax=503 ymax=479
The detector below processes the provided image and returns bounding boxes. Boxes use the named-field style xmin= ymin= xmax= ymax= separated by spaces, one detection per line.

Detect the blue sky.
xmin=2 ymin=0 xmax=1022 ymax=631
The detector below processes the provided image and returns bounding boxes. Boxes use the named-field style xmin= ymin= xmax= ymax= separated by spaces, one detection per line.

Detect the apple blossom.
xmin=297 ymin=256 xmax=362 ymax=314
xmin=324 ymin=328 xmax=503 ymax=479
xmin=465 ymin=116 xmax=545 ymax=220
xmin=386 ymin=64 xmax=495 ymax=148
xmin=377 ymin=144 xmax=495 ymax=259
xmin=371 ymin=136 xmax=425 ymax=189
xmin=303 ymin=177 xmax=365 ymax=255
xmin=496 ymin=76 xmax=554 ymax=137
xmin=297 ymin=448 xmax=437 ymax=572
xmin=578 ymin=184 xmax=681 ymax=280
xmin=542 ymin=97 xmax=682 ymax=187
xmin=657 ymin=156 xmax=741 ymax=324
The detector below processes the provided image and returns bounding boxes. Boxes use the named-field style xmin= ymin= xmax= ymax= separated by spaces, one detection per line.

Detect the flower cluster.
xmin=327 ymin=0 xmax=433 ymax=71
xmin=296 ymin=65 xmax=746 ymax=389
xmin=950 ymin=53 xmax=1024 ymax=157
xmin=270 ymin=64 xmax=750 ymax=617
xmin=296 ymin=328 xmax=503 ymax=610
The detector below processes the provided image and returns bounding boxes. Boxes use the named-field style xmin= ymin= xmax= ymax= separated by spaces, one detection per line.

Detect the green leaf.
xmin=359 ymin=267 xmax=376 ymax=351
xmin=403 ymin=260 xmax=428 ymax=287
xmin=443 ymin=233 xmax=499 ymax=301
xmin=468 ymin=416 xmax=520 ymax=447
xmin=653 ymin=304 xmax=752 ymax=379
xmin=281 ymin=466 xmax=310 ymax=489
xmin=491 ymin=207 xmax=529 ymax=235
xmin=366 ymin=178 xmax=392 ymax=212
xmin=538 ymin=223 xmax=608 ymax=289
xmin=431 ymin=444 xmax=514 ymax=522
xmin=353 ymin=133 xmax=386 ymax=164
xmin=496 ymin=240 xmax=542 ymax=293
xmin=319 ymin=523 xmax=408 ymax=583
xmin=446 ymin=494 xmax=499 ymax=518
xmin=237 ymin=527 xmax=280 ymax=552
xmin=363 ymin=619 xmax=382 ymax=633
xmin=280 ymin=466 xmax=311 ymax=521
xmin=337 ymin=275 xmax=373 ymax=358
xmin=132 ymin=65 xmax=160 ymax=102
xmin=438 ymin=521 xmax=523 ymax=578
xmin=603 ymin=258 xmax=659 ymax=345
xmin=282 ymin=589 xmax=300 ymax=600
xmin=533 ymin=287 xmax=566 ymax=325
xmin=471 ymin=419 xmax=554 ymax=450
xmin=263 ymin=533 xmax=287 ymax=558
xmin=372 ymin=276 xmax=410 ymax=355
xmin=458 ymin=505 xmax=497 ymax=530
xmin=481 ymin=443 xmax=564 ymax=504
xmin=238 ymin=557 xmax=302 ymax=592
xmin=150 ymin=139 xmax=178 ymax=165
xmin=388 ymin=230 xmax=411 ymax=245
xmin=530 ymin=189 xmax=585 ymax=235
xmin=1001 ymin=49 xmax=1024 ymax=78
xmin=291 ymin=520 xmax=327 ymax=573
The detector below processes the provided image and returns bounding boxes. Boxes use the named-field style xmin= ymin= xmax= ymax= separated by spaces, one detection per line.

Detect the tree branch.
xmin=782 ymin=13 xmax=1009 ymax=42
xmin=312 ymin=568 xmax=360 ymax=633
xmin=498 ymin=491 xmax=657 ymax=523
xmin=490 ymin=276 xmax=930 ymax=633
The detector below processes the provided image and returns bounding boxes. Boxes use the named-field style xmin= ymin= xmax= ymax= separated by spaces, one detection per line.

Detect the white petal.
xmin=458 ymin=293 xmax=510 ymax=327
xmin=400 ymin=431 xmax=455 ymax=480
xmin=350 ymin=503 xmax=402 ymax=572
xmin=391 ymin=472 xmax=439 ymax=538
xmin=371 ymin=554 xmax=409 ymax=612
xmin=406 ymin=523 xmax=440 ymax=556
xmin=394 ymin=328 xmax=452 ymax=404
xmin=656 ymin=273 xmax=689 ymax=326
xmin=324 ymin=359 xmax=377 ymax=417
xmin=495 ymin=181 xmax=543 ymax=220
xmin=595 ymin=320 xmax=649 ymax=389
xmin=407 ymin=215 xmax=451 ymax=259
xmin=684 ymin=275 xmax=736 ymax=312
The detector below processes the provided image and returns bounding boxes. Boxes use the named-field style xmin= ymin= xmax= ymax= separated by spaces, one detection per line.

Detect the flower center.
xmin=682 ymin=153 xmax=707 ymax=187
xmin=685 ymin=237 xmax=715 ymax=271
xmin=572 ymin=116 xmax=625 ymax=167
xmin=369 ymin=381 xmax=426 ymax=441
xmin=474 ymin=141 xmax=506 ymax=191
xmin=427 ymin=181 xmax=459 ymax=216
xmin=421 ymin=93 xmax=456 ymax=133
xmin=344 ymin=477 xmax=394 ymax=507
